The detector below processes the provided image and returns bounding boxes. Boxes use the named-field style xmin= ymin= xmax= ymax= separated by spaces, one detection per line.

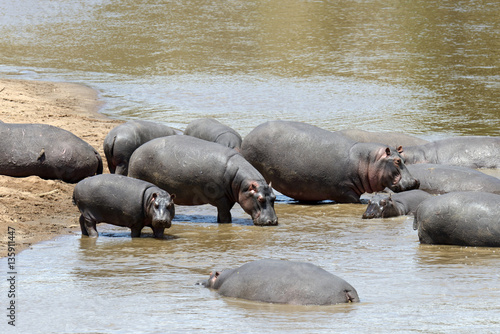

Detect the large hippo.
xmin=199 ymin=259 xmax=359 ymax=305
xmin=400 ymin=136 xmax=500 ymax=168
xmin=241 ymin=121 xmax=419 ymax=203
xmin=103 ymin=120 xmax=181 ymax=175
xmin=337 ymin=129 xmax=429 ymax=147
xmin=406 ymin=164 xmax=500 ymax=195
xmin=0 ymin=122 xmax=102 ymax=183
xmin=73 ymin=174 xmax=175 ymax=238
xmin=362 ymin=189 xmax=432 ymax=219
xmin=413 ymin=192 xmax=500 ymax=247
xmin=184 ymin=118 xmax=243 ymax=151
xmin=128 ymin=135 xmax=278 ymax=226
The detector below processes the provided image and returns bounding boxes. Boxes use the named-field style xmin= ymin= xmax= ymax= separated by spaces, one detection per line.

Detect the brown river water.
xmin=1 ymin=0 xmax=499 ymax=333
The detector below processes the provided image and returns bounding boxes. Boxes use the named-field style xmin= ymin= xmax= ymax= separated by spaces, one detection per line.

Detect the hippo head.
xmin=362 ymin=193 xmax=396 ymax=219
xmin=145 ymin=191 xmax=176 ymax=238
xmin=198 ymin=271 xmax=220 ymax=289
xmin=371 ymin=147 xmax=419 ymax=193
xmin=238 ymin=181 xmax=278 ymax=226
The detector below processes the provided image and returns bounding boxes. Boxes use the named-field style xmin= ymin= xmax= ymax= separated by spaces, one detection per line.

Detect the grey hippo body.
xmin=337 ymin=129 xmax=429 ymax=147
xmin=241 ymin=121 xmax=419 ymax=203
xmin=0 ymin=122 xmax=102 ymax=183
xmin=400 ymin=136 xmax=500 ymax=168
xmin=362 ymin=189 xmax=432 ymax=219
xmin=103 ymin=120 xmax=180 ymax=175
xmin=406 ymin=164 xmax=500 ymax=195
xmin=73 ymin=174 xmax=175 ymax=238
xmin=184 ymin=118 xmax=242 ymax=151
xmin=199 ymin=259 xmax=359 ymax=305
xmin=413 ymin=192 xmax=500 ymax=247
xmin=128 ymin=135 xmax=278 ymax=226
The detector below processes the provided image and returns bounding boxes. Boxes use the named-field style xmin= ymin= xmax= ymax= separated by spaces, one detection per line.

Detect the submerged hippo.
xmin=128 ymin=135 xmax=278 ymax=226
xmin=184 ymin=118 xmax=242 ymax=151
xmin=199 ymin=259 xmax=359 ymax=305
xmin=103 ymin=120 xmax=181 ymax=175
xmin=73 ymin=174 xmax=175 ymax=238
xmin=241 ymin=121 xmax=419 ymax=203
xmin=337 ymin=129 xmax=429 ymax=147
xmin=413 ymin=192 xmax=500 ymax=247
xmin=406 ymin=164 xmax=500 ymax=195
xmin=400 ymin=136 xmax=500 ymax=168
xmin=0 ymin=122 xmax=102 ymax=183
xmin=362 ymin=189 xmax=432 ymax=219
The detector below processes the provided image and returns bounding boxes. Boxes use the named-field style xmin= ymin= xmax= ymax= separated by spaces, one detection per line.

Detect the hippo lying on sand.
xmin=413 ymin=192 xmax=500 ymax=247
xmin=199 ymin=259 xmax=359 ymax=305
xmin=128 ymin=135 xmax=278 ymax=226
xmin=184 ymin=118 xmax=243 ymax=151
xmin=0 ymin=122 xmax=102 ymax=183
xmin=400 ymin=136 xmax=500 ymax=168
xmin=73 ymin=174 xmax=175 ymax=238
xmin=406 ymin=164 xmax=500 ymax=195
xmin=103 ymin=120 xmax=180 ymax=175
xmin=241 ymin=121 xmax=419 ymax=203
xmin=362 ymin=189 xmax=432 ymax=219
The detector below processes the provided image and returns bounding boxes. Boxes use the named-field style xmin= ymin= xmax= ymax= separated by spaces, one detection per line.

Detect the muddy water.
xmin=1 ymin=0 xmax=500 ymax=333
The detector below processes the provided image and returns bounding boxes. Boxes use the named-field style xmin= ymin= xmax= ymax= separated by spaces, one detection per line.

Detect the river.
xmin=1 ymin=0 xmax=499 ymax=333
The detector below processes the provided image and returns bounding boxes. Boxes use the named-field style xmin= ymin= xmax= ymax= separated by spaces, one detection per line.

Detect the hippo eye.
xmin=394 ymin=158 xmax=401 ymax=166
xmin=257 ymin=195 xmax=265 ymax=203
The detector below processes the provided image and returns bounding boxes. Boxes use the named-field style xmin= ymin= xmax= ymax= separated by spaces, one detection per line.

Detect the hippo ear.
xmin=268 ymin=182 xmax=272 ymax=189
xmin=170 ymin=193 xmax=176 ymax=200
xmin=397 ymin=145 xmax=404 ymax=154
xmin=151 ymin=193 xmax=158 ymax=202
xmin=385 ymin=147 xmax=391 ymax=156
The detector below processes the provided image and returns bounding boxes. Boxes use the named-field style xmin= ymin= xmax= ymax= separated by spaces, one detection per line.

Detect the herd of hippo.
xmin=2 ymin=118 xmax=500 ymax=305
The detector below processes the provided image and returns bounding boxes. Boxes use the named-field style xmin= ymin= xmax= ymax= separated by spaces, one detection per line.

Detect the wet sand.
xmin=0 ymin=78 xmax=122 ymax=257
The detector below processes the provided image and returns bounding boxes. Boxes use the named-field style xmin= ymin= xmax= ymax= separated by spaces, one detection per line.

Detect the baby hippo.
xmin=73 ymin=174 xmax=175 ymax=238
xmin=199 ymin=259 xmax=359 ymax=305
xmin=362 ymin=190 xmax=432 ymax=219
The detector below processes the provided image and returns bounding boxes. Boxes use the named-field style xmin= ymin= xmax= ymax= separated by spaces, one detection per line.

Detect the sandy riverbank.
xmin=0 ymin=78 xmax=122 ymax=257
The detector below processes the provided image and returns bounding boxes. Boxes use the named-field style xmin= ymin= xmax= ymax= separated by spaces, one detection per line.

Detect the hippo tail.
xmin=95 ymin=151 xmax=104 ymax=175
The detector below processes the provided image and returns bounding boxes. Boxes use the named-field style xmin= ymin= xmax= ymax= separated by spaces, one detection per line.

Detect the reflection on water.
xmin=1 ymin=0 xmax=500 ymax=332
xmin=1 ymin=0 xmax=499 ymax=136
xmin=2 ymin=203 xmax=499 ymax=333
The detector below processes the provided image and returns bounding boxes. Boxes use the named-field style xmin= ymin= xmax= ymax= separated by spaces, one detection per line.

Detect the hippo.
xmin=413 ymin=192 xmax=500 ymax=247
xmin=103 ymin=120 xmax=181 ymax=175
xmin=128 ymin=135 xmax=278 ymax=226
xmin=198 ymin=259 xmax=359 ymax=305
xmin=184 ymin=118 xmax=243 ymax=151
xmin=337 ymin=129 xmax=429 ymax=147
xmin=241 ymin=121 xmax=419 ymax=203
xmin=73 ymin=174 xmax=175 ymax=238
xmin=399 ymin=136 xmax=500 ymax=168
xmin=362 ymin=189 xmax=432 ymax=219
xmin=406 ymin=164 xmax=500 ymax=195
xmin=0 ymin=122 xmax=102 ymax=183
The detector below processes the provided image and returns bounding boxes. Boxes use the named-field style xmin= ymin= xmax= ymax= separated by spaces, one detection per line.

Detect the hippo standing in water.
xmin=0 ymin=122 xmax=102 ymax=183
xmin=413 ymin=192 xmax=500 ymax=247
xmin=184 ymin=118 xmax=243 ymax=151
xmin=241 ymin=121 xmax=419 ymax=203
xmin=362 ymin=189 xmax=432 ymax=219
xmin=199 ymin=259 xmax=360 ymax=305
xmin=103 ymin=120 xmax=181 ymax=175
xmin=73 ymin=174 xmax=175 ymax=238
xmin=400 ymin=136 xmax=500 ymax=168
xmin=406 ymin=164 xmax=500 ymax=195
xmin=128 ymin=135 xmax=278 ymax=226
xmin=336 ymin=129 xmax=429 ymax=147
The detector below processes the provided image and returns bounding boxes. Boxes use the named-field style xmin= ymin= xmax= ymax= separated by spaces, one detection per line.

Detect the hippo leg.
xmin=80 ymin=215 xmax=98 ymax=238
xmin=216 ymin=200 xmax=234 ymax=224
xmin=114 ymin=163 xmax=128 ymax=176
xmin=130 ymin=226 xmax=142 ymax=238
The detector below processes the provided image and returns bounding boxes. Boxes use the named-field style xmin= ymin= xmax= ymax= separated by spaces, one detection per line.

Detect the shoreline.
xmin=0 ymin=78 xmax=122 ymax=257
